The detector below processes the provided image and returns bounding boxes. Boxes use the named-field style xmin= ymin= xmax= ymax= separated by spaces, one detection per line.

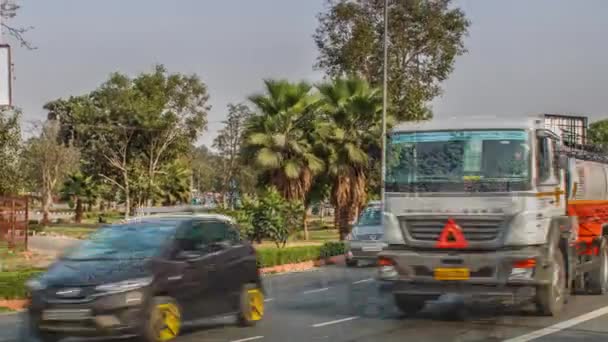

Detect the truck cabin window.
xmin=536 ymin=133 xmax=560 ymax=185
xmin=386 ymin=130 xmax=531 ymax=192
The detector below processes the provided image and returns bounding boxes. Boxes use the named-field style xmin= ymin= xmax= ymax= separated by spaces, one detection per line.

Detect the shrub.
xmin=0 ymin=269 xmax=44 ymax=299
xmin=256 ymin=246 xmax=322 ymax=268
xmin=319 ymin=241 xmax=346 ymax=259
xmin=242 ymin=187 xmax=304 ymax=248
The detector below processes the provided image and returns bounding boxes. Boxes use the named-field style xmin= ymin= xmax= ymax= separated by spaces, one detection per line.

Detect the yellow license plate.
xmin=434 ymin=268 xmax=470 ymax=280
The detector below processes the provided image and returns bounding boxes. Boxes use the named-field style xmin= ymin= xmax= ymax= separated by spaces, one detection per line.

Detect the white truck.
xmin=378 ymin=114 xmax=608 ymax=316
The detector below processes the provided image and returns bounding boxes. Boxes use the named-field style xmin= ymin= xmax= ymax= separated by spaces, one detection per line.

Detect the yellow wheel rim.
xmin=247 ymin=288 xmax=264 ymax=321
xmin=154 ymin=303 xmax=181 ymax=341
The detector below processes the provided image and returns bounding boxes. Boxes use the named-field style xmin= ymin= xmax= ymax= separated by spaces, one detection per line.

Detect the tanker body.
xmin=378 ymin=114 xmax=608 ymax=316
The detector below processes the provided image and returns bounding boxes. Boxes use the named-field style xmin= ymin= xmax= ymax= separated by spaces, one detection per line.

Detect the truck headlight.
xmin=508 ymin=259 xmax=536 ymax=280
xmin=95 ymin=277 xmax=153 ymax=293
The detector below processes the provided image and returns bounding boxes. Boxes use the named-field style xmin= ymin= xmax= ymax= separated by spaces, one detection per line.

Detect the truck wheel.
xmin=394 ymin=294 xmax=426 ymax=316
xmin=536 ymin=247 xmax=566 ymax=316
xmin=141 ymin=296 xmax=182 ymax=342
xmin=588 ymin=236 xmax=608 ymax=294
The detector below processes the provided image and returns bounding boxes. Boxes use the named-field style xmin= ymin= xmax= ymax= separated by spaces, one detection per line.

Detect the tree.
xmin=589 ymin=119 xmax=608 ymax=150
xmin=0 ymin=108 xmax=23 ymax=195
xmin=130 ymin=65 xmax=209 ymax=206
xmin=213 ymin=103 xmax=254 ymax=208
xmin=157 ymin=158 xmax=192 ymax=206
xmin=60 ymin=172 xmax=96 ymax=223
xmin=316 ymin=76 xmax=384 ymax=240
xmin=242 ymin=79 xmax=325 ymax=203
xmin=314 ymin=0 xmax=469 ymax=121
xmin=191 ymin=145 xmax=223 ymax=194
xmin=242 ymin=80 xmax=325 ymax=240
xmin=46 ymin=65 xmax=211 ymax=216
xmin=24 ymin=121 xmax=79 ymax=224
xmin=0 ymin=1 xmax=35 ymax=49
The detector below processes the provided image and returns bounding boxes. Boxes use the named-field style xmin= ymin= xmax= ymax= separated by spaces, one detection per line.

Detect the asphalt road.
xmin=4 ymin=265 xmax=608 ymax=342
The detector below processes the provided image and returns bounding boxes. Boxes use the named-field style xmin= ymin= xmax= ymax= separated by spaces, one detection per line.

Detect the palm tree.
xmin=61 ymin=172 xmax=97 ymax=224
xmin=316 ymin=76 xmax=384 ymax=240
xmin=242 ymin=79 xmax=325 ymax=239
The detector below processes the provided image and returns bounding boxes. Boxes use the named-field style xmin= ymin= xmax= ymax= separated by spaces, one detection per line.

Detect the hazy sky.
xmin=7 ymin=0 xmax=608 ymax=147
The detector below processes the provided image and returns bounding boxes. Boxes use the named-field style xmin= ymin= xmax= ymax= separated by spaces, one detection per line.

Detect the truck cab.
xmin=377 ymin=115 xmax=593 ymax=316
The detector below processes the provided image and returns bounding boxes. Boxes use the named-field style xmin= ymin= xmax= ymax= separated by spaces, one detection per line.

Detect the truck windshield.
xmin=386 ymin=130 xmax=531 ymax=192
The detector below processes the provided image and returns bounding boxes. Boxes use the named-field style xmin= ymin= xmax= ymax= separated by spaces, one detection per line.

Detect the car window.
xmin=176 ymin=220 xmax=237 ymax=252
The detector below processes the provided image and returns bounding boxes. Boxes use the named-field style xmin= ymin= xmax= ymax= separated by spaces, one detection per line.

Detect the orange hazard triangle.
xmin=435 ymin=218 xmax=468 ymax=249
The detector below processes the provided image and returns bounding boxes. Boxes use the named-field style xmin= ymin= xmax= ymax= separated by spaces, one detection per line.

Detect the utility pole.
xmin=380 ymin=0 xmax=389 ymax=218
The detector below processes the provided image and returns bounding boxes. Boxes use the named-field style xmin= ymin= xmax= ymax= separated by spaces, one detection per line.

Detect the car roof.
xmin=119 ymin=213 xmax=236 ymax=225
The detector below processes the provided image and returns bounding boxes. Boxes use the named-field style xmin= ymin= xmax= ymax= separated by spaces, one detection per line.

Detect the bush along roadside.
xmin=256 ymin=242 xmax=346 ymax=270
xmin=0 ymin=269 xmax=44 ymax=300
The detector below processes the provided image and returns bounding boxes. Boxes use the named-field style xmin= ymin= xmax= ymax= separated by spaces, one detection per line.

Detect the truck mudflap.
xmin=377 ymin=246 xmax=552 ymax=303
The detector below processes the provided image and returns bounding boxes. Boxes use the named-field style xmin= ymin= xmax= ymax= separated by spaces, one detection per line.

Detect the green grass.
xmin=293 ymin=229 xmax=339 ymax=242
xmin=0 ymin=307 xmax=14 ymax=313
xmin=36 ymin=225 xmax=97 ymax=239
xmin=0 ymin=269 xmax=44 ymax=299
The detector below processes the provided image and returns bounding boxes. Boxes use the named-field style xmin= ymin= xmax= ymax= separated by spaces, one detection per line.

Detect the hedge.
xmin=256 ymin=242 xmax=345 ymax=268
xmin=0 ymin=269 xmax=44 ymax=300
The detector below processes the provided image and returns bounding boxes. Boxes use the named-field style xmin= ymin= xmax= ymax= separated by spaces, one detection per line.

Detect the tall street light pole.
xmin=380 ymin=0 xmax=389 ymax=216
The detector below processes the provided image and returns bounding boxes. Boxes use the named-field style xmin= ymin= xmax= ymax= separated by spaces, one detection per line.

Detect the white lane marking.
xmin=312 ymin=316 xmax=360 ymax=328
xmin=352 ymin=278 xmax=374 ymax=285
xmin=264 ymin=298 xmax=275 ymax=302
xmin=302 ymin=287 xmax=330 ymax=295
xmin=503 ymin=306 xmax=608 ymax=342
xmin=230 ymin=336 xmax=264 ymax=342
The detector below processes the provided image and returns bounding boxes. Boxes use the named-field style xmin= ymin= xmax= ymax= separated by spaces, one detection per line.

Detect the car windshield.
xmin=386 ymin=130 xmax=531 ymax=192
xmin=357 ymin=206 xmax=381 ymax=227
xmin=63 ymin=222 xmax=178 ymax=261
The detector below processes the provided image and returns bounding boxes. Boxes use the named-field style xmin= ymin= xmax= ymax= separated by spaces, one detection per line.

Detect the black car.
xmin=22 ymin=214 xmax=265 ymax=342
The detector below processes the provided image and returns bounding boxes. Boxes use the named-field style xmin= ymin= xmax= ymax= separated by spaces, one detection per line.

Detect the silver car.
xmin=345 ymin=202 xmax=387 ymax=267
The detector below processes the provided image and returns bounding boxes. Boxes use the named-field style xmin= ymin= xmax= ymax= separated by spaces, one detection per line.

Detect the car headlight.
xmin=25 ymin=278 xmax=46 ymax=291
xmin=95 ymin=277 xmax=153 ymax=293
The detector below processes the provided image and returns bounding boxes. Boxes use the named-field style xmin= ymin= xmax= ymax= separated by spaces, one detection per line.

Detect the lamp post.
xmin=380 ymin=0 xmax=389 ymax=216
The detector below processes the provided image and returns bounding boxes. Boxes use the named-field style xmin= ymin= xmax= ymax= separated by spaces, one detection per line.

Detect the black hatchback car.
xmin=21 ymin=214 xmax=265 ymax=342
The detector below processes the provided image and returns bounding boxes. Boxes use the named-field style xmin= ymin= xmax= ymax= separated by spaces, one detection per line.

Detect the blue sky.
xmin=7 ymin=0 xmax=608 ymax=147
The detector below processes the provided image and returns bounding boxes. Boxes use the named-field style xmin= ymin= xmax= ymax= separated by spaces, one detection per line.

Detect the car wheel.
xmin=588 ymin=236 xmax=608 ymax=294
xmin=141 ymin=296 xmax=182 ymax=342
xmin=238 ymin=283 xmax=265 ymax=327
xmin=536 ymin=247 xmax=566 ymax=316
xmin=346 ymin=259 xmax=358 ymax=267
xmin=394 ymin=294 xmax=426 ymax=316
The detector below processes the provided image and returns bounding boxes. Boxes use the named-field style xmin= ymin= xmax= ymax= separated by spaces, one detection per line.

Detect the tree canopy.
xmin=314 ymin=0 xmax=470 ymax=121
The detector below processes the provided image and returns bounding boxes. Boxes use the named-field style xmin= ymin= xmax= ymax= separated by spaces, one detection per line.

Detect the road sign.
xmin=436 ymin=218 xmax=468 ymax=249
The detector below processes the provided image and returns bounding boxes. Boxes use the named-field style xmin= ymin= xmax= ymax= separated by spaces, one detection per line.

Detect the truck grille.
xmin=401 ymin=216 xmax=504 ymax=242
